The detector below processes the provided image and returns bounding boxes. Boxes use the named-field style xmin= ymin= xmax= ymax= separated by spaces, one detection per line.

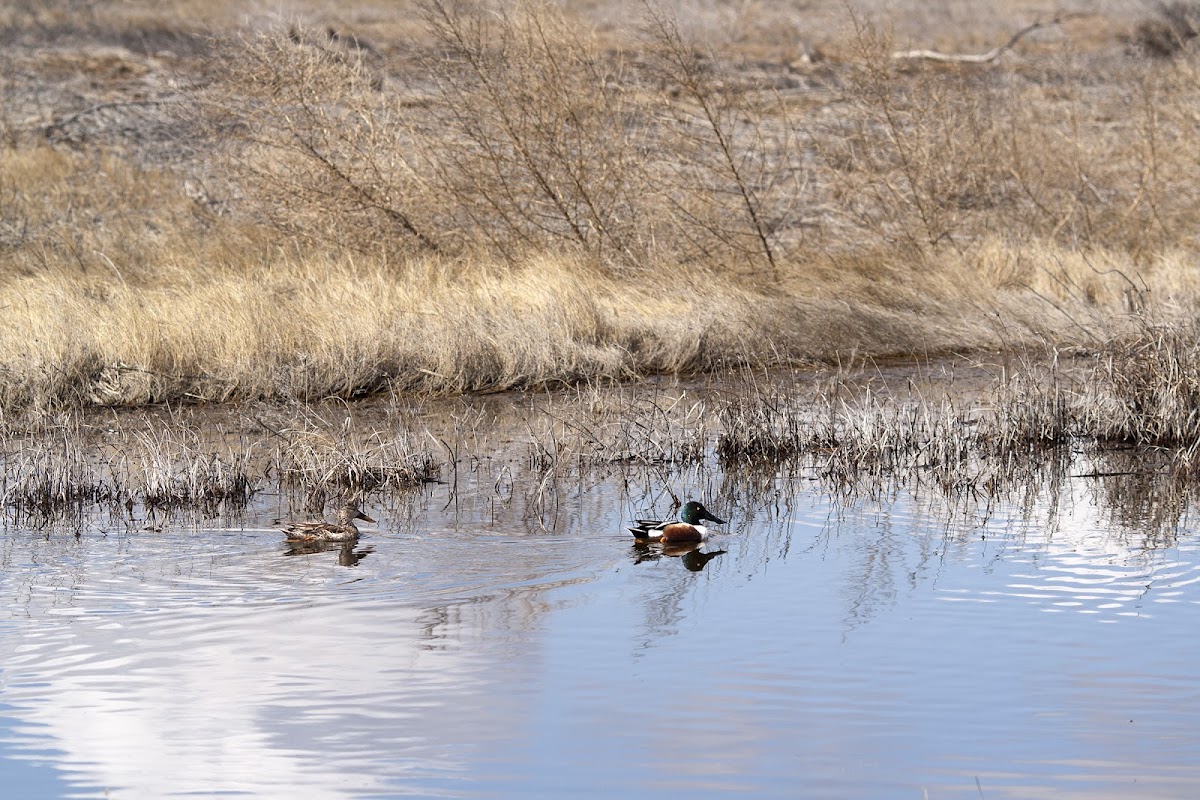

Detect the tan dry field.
xmin=2 ymin=0 xmax=1200 ymax=413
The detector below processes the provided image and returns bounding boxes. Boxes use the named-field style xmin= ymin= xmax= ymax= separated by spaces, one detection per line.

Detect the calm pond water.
xmin=0 ymin=447 xmax=1197 ymax=798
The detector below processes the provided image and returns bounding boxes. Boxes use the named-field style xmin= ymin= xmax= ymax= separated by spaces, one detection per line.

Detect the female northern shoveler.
xmin=281 ymin=503 xmax=376 ymax=543
xmin=628 ymin=500 xmax=726 ymax=544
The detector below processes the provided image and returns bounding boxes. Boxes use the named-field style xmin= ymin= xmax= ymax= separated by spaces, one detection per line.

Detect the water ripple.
xmin=0 ymin=479 xmax=1196 ymax=798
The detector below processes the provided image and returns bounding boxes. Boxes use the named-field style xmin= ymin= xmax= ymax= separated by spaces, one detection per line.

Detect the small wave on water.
xmin=0 ymin=516 xmax=625 ymax=799
xmin=911 ymin=479 xmax=1200 ymax=622
xmin=0 ymin=470 xmax=1197 ymax=798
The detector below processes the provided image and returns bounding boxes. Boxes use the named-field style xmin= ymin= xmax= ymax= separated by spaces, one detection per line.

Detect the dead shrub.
xmin=206 ymin=27 xmax=438 ymax=256
xmin=1131 ymin=1 xmax=1200 ymax=58
xmin=417 ymin=0 xmax=647 ymax=270
xmin=636 ymin=2 xmax=805 ymax=281
xmin=204 ymin=0 xmax=807 ymax=279
xmin=812 ymin=17 xmax=1011 ymax=252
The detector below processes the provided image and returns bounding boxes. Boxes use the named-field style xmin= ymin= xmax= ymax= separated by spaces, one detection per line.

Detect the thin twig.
xmin=892 ymin=15 xmax=1081 ymax=63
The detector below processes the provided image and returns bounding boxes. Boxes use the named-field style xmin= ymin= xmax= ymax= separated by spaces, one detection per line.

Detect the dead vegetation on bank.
xmin=9 ymin=313 xmax=1200 ymax=526
xmin=3 ymin=1 xmax=1200 ymax=414
xmin=0 ymin=408 xmax=441 ymax=524
xmin=718 ymin=316 xmax=1200 ymax=491
xmin=717 ymin=360 xmax=1072 ymax=494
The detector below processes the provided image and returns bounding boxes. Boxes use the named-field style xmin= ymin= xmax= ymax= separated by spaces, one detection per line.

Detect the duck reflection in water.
xmin=284 ymin=539 xmax=374 ymax=567
xmin=632 ymin=541 xmax=726 ymax=572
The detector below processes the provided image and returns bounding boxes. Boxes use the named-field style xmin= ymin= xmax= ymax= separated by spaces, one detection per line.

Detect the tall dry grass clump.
xmin=717 ymin=380 xmax=987 ymax=491
xmin=979 ymin=363 xmax=1072 ymax=456
xmin=126 ymin=425 xmax=255 ymax=509
xmin=0 ymin=415 xmax=256 ymax=521
xmin=1085 ymin=320 xmax=1200 ymax=450
xmin=717 ymin=358 xmax=1078 ymax=493
xmin=528 ymin=385 xmax=708 ymax=470
xmin=270 ymin=409 xmax=440 ymax=500
xmin=0 ymin=425 xmax=115 ymax=519
xmin=0 ymin=407 xmax=448 ymax=522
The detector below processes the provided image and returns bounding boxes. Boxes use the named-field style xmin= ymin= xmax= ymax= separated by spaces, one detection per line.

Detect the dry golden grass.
xmin=4 ymin=0 xmax=1200 ymax=413
xmin=4 ymin=236 xmax=1176 ymax=412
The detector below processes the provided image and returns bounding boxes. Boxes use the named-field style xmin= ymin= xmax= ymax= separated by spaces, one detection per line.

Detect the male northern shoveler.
xmin=628 ymin=500 xmax=727 ymax=544
xmin=281 ymin=503 xmax=376 ymax=543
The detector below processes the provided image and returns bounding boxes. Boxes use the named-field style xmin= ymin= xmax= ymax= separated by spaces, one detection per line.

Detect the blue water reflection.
xmin=0 ymin=470 xmax=1197 ymax=798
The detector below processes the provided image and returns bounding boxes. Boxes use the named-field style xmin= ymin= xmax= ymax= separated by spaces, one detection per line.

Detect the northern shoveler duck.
xmin=628 ymin=500 xmax=726 ymax=544
xmin=281 ymin=503 xmax=376 ymax=543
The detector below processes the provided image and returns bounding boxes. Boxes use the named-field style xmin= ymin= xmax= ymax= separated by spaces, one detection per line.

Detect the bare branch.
xmin=892 ymin=15 xmax=1081 ymax=64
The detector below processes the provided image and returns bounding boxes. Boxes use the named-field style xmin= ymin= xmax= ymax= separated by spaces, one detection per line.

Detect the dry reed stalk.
xmin=530 ymin=385 xmax=709 ymax=469
xmin=1086 ymin=319 xmax=1200 ymax=448
xmin=271 ymin=409 xmax=440 ymax=498
xmin=717 ymin=358 xmax=1079 ymax=494
xmin=0 ymin=429 xmax=119 ymax=519
xmin=129 ymin=426 xmax=255 ymax=509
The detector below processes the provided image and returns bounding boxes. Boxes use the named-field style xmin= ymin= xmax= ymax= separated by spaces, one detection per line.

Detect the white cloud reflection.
xmin=0 ymin=534 xmax=519 ymax=799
